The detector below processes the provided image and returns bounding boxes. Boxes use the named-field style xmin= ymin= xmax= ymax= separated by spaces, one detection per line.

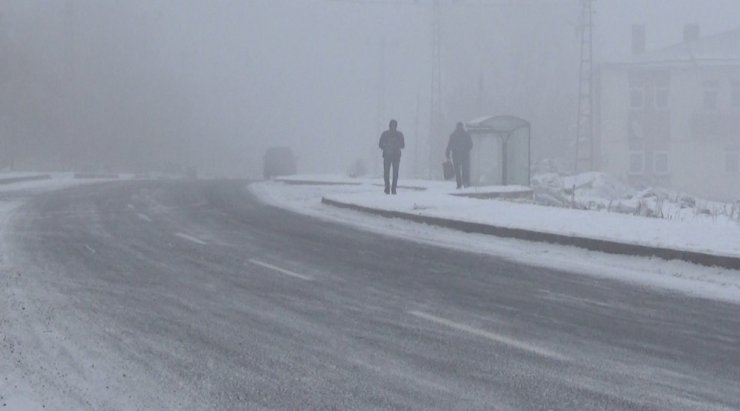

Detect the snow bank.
xmin=533 ymin=172 xmax=739 ymax=223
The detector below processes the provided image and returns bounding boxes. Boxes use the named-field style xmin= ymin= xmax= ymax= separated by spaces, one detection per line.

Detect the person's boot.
xmin=384 ymin=187 xmax=390 ymax=195
xmin=391 ymin=188 xmax=397 ymax=195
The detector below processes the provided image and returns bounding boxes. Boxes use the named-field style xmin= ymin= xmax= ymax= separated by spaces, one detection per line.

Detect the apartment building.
xmin=596 ymin=25 xmax=740 ymax=200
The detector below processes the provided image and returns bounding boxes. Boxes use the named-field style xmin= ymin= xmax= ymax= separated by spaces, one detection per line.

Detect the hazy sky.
xmin=2 ymin=0 xmax=739 ymax=176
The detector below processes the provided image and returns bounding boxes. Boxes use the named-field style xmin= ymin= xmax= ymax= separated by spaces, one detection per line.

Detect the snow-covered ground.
xmin=0 ymin=173 xmax=136 ymax=409
xmin=250 ymin=178 xmax=740 ymax=304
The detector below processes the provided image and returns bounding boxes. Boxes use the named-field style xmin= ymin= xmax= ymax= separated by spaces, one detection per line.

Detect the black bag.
xmin=442 ymin=160 xmax=454 ymax=180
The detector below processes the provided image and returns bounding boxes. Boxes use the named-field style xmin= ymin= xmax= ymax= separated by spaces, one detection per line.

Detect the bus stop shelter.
xmin=465 ymin=115 xmax=531 ymax=186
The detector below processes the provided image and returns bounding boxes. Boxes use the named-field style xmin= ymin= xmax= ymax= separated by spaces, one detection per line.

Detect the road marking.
xmin=137 ymin=213 xmax=152 ymax=222
xmin=408 ymin=310 xmax=567 ymax=361
xmin=84 ymin=245 xmax=96 ymax=254
xmin=248 ymin=259 xmax=312 ymax=281
xmin=175 ymin=232 xmax=207 ymax=246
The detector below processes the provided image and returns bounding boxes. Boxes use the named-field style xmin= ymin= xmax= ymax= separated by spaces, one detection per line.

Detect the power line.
xmin=429 ymin=0 xmax=442 ymax=179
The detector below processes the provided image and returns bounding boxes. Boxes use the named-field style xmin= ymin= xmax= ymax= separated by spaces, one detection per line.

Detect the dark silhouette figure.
xmin=379 ymin=119 xmax=405 ymax=194
xmin=446 ymin=122 xmax=473 ymax=188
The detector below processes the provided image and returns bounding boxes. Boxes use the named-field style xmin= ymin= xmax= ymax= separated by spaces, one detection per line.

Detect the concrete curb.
xmin=321 ymin=196 xmax=740 ymax=270
xmin=0 ymin=175 xmax=52 ymax=185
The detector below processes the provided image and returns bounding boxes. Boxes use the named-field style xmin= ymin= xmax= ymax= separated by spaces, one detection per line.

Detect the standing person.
xmin=378 ymin=119 xmax=405 ymax=195
xmin=445 ymin=122 xmax=473 ymax=189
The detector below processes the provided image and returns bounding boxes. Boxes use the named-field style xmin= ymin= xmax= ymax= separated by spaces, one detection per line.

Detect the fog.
xmin=2 ymin=0 xmax=739 ymax=179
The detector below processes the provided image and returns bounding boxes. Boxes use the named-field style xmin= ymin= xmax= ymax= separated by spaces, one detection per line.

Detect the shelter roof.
xmin=466 ymin=115 xmax=530 ymax=135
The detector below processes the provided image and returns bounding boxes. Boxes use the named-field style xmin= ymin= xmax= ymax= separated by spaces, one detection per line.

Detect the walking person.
xmin=446 ymin=122 xmax=473 ymax=189
xmin=378 ymin=119 xmax=405 ymax=195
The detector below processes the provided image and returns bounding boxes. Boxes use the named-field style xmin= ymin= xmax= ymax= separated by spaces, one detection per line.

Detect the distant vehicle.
xmin=263 ymin=147 xmax=297 ymax=179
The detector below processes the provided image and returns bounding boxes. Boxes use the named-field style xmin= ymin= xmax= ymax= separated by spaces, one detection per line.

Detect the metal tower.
xmin=574 ymin=0 xmax=594 ymax=173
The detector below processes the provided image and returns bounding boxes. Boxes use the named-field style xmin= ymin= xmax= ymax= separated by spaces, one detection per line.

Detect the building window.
xmin=727 ymin=151 xmax=739 ymax=173
xmin=732 ymin=81 xmax=740 ymax=107
xmin=630 ymin=88 xmax=645 ymax=109
xmin=703 ymin=81 xmax=719 ymax=109
xmin=654 ymin=152 xmax=669 ymax=174
xmin=629 ymin=152 xmax=644 ymax=174
xmin=629 ymin=119 xmax=645 ymax=140
xmin=655 ymin=87 xmax=670 ymax=109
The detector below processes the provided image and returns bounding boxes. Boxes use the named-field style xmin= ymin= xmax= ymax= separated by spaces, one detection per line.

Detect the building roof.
xmin=613 ymin=27 xmax=740 ymax=67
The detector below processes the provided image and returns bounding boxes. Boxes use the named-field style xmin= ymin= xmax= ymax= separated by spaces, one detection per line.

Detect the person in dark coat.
xmin=446 ymin=122 xmax=473 ymax=188
xmin=378 ymin=119 xmax=405 ymax=194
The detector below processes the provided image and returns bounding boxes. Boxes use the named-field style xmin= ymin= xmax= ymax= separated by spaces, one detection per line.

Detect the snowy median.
xmin=322 ymin=190 xmax=740 ymax=269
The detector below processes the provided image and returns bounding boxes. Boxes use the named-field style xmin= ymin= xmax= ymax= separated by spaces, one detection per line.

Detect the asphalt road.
xmin=2 ymin=180 xmax=739 ymax=410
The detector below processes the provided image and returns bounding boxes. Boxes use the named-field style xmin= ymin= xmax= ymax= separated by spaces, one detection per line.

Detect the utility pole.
xmin=375 ymin=38 xmax=387 ymax=177
xmin=427 ymin=0 xmax=443 ymax=179
xmin=476 ymin=72 xmax=485 ymax=115
xmin=574 ymin=0 xmax=595 ymax=173
xmin=414 ymin=89 xmax=421 ymax=178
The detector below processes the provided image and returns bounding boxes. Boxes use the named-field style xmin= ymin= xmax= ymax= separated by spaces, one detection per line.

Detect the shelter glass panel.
xmin=505 ymin=127 xmax=530 ymax=186
xmin=470 ymin=135 xmax=502 ymax=186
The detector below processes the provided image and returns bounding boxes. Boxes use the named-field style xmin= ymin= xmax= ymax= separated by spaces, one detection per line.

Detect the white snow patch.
xmin=0 ymin=379 xmax=45 ymax=410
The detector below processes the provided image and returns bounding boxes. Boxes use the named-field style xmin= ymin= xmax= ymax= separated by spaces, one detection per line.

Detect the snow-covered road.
xmin=1 ymin=180 xmax=739 ymax=410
